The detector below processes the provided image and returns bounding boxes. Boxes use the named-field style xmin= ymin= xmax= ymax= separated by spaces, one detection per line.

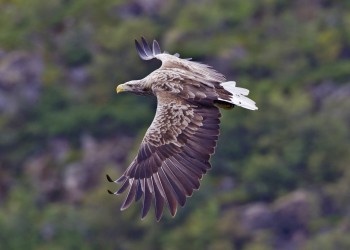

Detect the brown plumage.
xmin=107 ymin=37 xmax=258 ymax=221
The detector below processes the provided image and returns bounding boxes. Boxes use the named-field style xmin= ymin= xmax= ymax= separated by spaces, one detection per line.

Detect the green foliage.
xmin=24 ymin=85 xmax=153 ymax=138
xmin=0 ymin=0 xmax=350 ymax=249
xmin=0 ymin=185 xmax=90 ymax=250
xmin=304 ymin=229 xmax=350 ymax=250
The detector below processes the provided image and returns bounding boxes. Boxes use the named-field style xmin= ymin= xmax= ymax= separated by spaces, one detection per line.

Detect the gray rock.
xmin=272 ymin=191 xmax=314 ymax=238
xmin=241 ymin=203 xmax=274 ymax=231
xmin=0 ymin=51 xmax=43 ymax=114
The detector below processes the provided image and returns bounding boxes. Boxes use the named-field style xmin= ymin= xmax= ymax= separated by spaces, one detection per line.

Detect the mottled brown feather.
xmin=112 ymin=93 xmax=220 ymax=219
xmin=109 ymin=39 xmax=233 ymax=220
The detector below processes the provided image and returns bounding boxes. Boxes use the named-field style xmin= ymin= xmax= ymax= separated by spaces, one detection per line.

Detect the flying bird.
xmin=107 ymin=37 xmax=258 ymax=221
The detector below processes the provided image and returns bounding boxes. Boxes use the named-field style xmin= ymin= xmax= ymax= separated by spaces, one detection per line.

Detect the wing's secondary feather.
xmin=108 ymin=94 xmax=220 ymax=220
xmin=135 ymin=37 xmax=225 ymax=85
xmin=108 ymin=37 xmax=258 ymax=221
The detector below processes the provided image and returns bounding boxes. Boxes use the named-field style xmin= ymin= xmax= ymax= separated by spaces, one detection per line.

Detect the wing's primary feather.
xmin=135 ymin=37 xmax=188 ymax=62
xmin=109 ymin=93 xmax=220 ymax=220
xmin=108 ymin=37 xmax=258 ymax=220
xmin=135 ymin=37 xmax=162 ymax=60
xmin=135 ymin=39 xmax=149 ymax=60
xmin=141 ymin=37 xmax=153 ymax=57
xmin=152 ymin=40 xmax=161 ymax=55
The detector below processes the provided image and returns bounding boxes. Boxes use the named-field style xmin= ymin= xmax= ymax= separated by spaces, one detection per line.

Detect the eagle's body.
xmin=107 ymin=38 xmax=257 ymax=220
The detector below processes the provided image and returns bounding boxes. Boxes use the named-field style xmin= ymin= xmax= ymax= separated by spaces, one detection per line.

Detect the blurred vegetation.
xmin=0 ymin=0 xmax=350 ymax=249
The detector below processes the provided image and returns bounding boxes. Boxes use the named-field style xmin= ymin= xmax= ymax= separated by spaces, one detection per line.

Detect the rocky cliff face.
xmin=0 ymin=51 xmax=43 ymax=114
xmin=24 ymin=134 xmax=135 ymax=203
xmin=1 ymin=1 xmax=350 ymax=248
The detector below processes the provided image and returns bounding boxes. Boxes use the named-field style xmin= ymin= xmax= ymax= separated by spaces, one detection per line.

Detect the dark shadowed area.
xmin=1 ymin=0 xmax=350 ymax=249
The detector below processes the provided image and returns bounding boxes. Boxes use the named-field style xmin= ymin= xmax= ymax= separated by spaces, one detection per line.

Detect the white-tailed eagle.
xmin=107 ymin=37 xmax=258 ymax=221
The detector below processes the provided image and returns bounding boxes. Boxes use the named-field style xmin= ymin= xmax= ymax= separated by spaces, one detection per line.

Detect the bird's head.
xmin=116 ymin=79 xmax=152 ymax=95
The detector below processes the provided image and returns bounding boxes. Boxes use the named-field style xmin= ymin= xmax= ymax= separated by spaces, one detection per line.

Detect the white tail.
xmin=219 ymin=81 xmax=258 ymax=110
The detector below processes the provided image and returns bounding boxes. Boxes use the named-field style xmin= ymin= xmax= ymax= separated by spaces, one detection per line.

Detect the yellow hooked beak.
xmin=116 ymin=84 xmax=124 ymax=93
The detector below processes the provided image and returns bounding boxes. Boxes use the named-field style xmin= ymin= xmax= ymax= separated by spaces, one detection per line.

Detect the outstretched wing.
xmin=135 ymin=37 xmax=222 ymax=80
xmin=108 ymin=93 xmax=220 ymax=220
xmin=135 ymin=37 xmax=258 ymax=111
xmin=135 ymin=37 xmax=162 ymax=60
xmin=136 ymin=37 xmax=233 ymax=101
xmin=135 ymin=36 xmax=188 ymax=61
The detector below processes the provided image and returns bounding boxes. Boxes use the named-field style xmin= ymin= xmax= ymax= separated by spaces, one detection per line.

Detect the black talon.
xmin=106 ymin=174 xmax=114 ymax=182
xmin=107 ymin=190 xmax=114 ymax=194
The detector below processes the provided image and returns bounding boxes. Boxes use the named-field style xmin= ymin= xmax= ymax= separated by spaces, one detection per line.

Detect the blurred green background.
xmin=1 ymin=0 xmax=350 ymax=249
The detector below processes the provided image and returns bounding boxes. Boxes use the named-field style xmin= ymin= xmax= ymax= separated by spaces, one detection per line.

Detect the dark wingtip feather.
xmin=152 ymin=40 xmax=161 ymax=55
xmin=153 ymin=178 xmax=165 ymax=221
xmin=116 ymin=179 xmax=130 ymax=195
xmin=107 ymin=190 xmax=114 ymax=194
xmin=135 ymin=37 xmax=163 ymax=60
xmin=135 ymin=39 xmax=148 ymax=60
xmin=135 ymin=181 xmax=143 ymax=202
xmin=141 ymin=179 xmax=153 ymax=219
xmin=121 ymin=181 xmax=137 ymax=211
xmin=116 ymin=175 xmax=127 ymax=183
xmin=141 ymin=37 xmax=152 ymax=56
xmin=158 ymin=169 xmax=178 ymax=217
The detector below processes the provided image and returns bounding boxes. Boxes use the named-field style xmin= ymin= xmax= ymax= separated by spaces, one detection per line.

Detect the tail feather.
xmin=218 ymin=81 xmax=258 ymax=110
xmin=221 ymin=81 xmax=249 ymax=95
